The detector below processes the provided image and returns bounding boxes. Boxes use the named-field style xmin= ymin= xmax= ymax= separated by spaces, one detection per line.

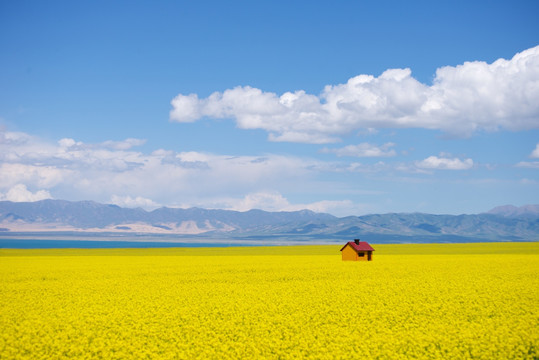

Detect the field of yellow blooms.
xmin=1 ymin=242 xmax=538 ymax=359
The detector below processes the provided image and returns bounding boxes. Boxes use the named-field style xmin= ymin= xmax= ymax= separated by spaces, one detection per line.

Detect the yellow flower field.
xmin=1 ymin=242 xmax=538 ymax=359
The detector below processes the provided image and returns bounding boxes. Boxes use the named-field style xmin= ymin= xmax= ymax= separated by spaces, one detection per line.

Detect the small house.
xmin=340 ymin=239 xmax=374 ymax=261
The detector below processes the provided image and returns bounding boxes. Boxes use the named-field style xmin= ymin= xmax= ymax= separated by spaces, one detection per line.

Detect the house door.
xmin=367 ymin=252 xmax=372 ymax=261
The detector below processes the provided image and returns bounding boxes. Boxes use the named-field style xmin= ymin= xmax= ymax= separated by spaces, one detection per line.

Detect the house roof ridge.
xmin=340 ymin=241 xmax=375 ymax=252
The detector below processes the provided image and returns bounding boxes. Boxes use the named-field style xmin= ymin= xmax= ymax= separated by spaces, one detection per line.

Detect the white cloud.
xmin=169 ymin=93 xmax=203 ymax=123
xmin=0 ymin=130 xmax=33 ymax=145
xmin=0 ymin=127 xmax=488 ymax=216
xmin=109 ymin=195 xmax=160 ymax=210
xmin=222 ymin=191 xmax=291 ymax=212
xmin=58 ymin=138 xmax=80 ymax=148
xmin=0 ymin=184 xmax=52 ymax=202
xmin=101 ymin=138 xmax=147 ymax=150
xmin=0 ymin=128 xmax=324 ymax=210
xmin=0 ymin=163 xmax=71 ymax=188
xmin=530 ymin=143 xmax=539 ymax=158
xmin=516 ymin=161 xmax=539 ymax=169
xmin=58 ymin=137 xmax=146 ymax=151
xmin=321 ymin=142 xmax=396 ymax=157
xmin=416 ymin=155 xmax=474 ymax=170
xmin=170 ymin=46 xmax=539 ymax=143
xmin=208 ymin=191 xmax=358 ymax=216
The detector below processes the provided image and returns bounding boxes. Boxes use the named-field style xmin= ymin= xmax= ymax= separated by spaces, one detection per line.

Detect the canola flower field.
xmin=1 ymin=242 xmax=538 ymax=359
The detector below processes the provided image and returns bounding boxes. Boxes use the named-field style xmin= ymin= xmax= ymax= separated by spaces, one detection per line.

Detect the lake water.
xmin=0 ymin=239 xmax=243 ymax=249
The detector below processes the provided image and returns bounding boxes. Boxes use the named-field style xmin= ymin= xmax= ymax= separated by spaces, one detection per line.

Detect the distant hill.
xmin=1 ymin=200 xmax=538 ymax=243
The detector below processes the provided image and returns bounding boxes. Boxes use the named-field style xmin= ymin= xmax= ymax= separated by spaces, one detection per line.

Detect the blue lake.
xmin=0 ymin=239 xmax=242 ymax=249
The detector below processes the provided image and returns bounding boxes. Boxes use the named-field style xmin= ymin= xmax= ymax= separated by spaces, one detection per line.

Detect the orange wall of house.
xmin=341 ymin=245 xmax=358 ymax=261
xmin=356 ymin=251 xmax=368 ymax=261
xmin=342 ymin=245 xmax=373 ymax=261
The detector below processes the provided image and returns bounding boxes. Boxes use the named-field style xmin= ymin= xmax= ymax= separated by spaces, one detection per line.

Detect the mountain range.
xmin=1 ymin=200 xmax=538 ymax=243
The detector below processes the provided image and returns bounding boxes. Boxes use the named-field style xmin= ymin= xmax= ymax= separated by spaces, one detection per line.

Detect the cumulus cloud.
xmin=170 ymin=46 xmax=539 ymax=143
xmin=0 ymin=184 xmax=52 ymax=202
xmin=416 ymin=155 xmax=474 ymax=170
xmin=0 ymin=163 xmax=71 ymax=189
xmin=321 ymin=142 xmax=396 ymax=157
xmin=223 ymin=191 xmax=291 ymax=212
xmin=2 ymin=127 xmax=379 ymax=215
xmin=110 ymin=195 xmax=160 ymax=210
xmin=0 ymin=128 xmax=324 ymax=211
xmin=0 ymin=130 xmax=34 ymax=146
xmin=212 ymin=191 xmax=357 ymax=215
xmin=530 ymin=143 xmax=539 ymax=158
xmin=0 ymin=127 xmax=489 ymax=216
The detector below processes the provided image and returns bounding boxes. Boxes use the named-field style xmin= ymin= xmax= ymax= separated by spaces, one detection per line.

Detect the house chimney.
xmin=354 ymin=239 xmax=360 ymax=245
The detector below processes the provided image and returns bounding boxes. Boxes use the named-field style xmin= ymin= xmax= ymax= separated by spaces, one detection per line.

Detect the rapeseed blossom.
xmin=0 ymin=243 xmax=537 ymax=359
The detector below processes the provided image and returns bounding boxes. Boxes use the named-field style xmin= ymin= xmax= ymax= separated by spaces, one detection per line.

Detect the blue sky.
xmin=1 ymin=0 xmax=538 ymax=216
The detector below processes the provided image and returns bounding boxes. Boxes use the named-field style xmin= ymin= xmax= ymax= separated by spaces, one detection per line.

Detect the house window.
xmin=358 ymin=252 xmax=365 ymax=257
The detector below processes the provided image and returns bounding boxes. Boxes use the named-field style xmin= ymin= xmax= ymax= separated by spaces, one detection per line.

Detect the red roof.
xmin=340 ymin=241 xmax=375 ymax=252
